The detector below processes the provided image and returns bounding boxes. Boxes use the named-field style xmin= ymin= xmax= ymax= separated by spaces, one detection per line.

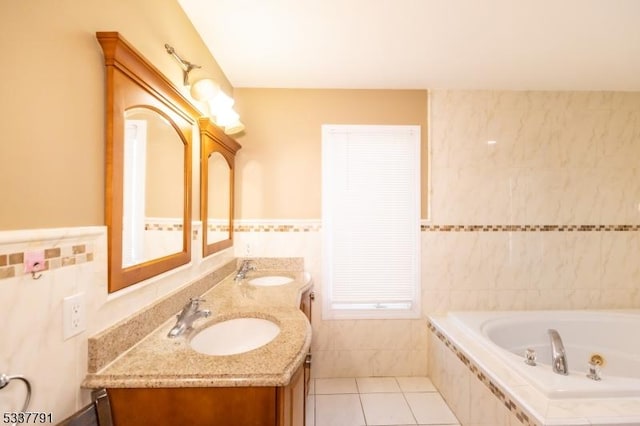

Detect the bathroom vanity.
xmin=83 ymin=267 xmax=313 ymax=426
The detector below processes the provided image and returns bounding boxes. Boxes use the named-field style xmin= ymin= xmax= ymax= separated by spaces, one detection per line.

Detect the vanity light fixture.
xmin=164 ymin=43 xmax=201 ymax=85
xmin=487 ymin=140 xmax=497 ymax=145
xmin=190 ymin=78 xmax=245 ymax=135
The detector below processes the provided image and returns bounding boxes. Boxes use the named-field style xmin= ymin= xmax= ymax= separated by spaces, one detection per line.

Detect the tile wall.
xmin=424 ymin=90 xmax=640 ymax=312
xmin=236 ymin=90 xmax=640 ymax=378
xmin=0 ymin=222 xmax=234 ymax=421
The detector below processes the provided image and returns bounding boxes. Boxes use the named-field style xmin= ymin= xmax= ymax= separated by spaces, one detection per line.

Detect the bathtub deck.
xmin=429 ymin=312 xmax=640 ymax=426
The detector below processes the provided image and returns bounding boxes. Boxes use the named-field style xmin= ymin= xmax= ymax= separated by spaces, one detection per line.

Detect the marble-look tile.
xmin=333 ymin=320 xmax=413 ymax=351
xmin=468 ymin=371 xmax=509 ymax=426
xmin=439 ymin=342 xmax=470 ymax=425
xmin=312 ymin=350 xmax=376 ymax=378
xmin=356 ymin=377 xmax=400 ymax=393
xmin=410 ymin=319 xmax=429 ymax=351
xmin=601 ymin=231 xmax=640 ymax=291
xmin=306 ymin=394 xmax=315 ymax=426
xmin=315 ymin=378 xmax=358 ymax=395
xmin=360 ymin=393 xmax=416 ymax=425
xmin=315 ymin=394 xmax=366 ymax=426
xmin=405 ymin=392 xmax=458 ymax=425
xmin=0 ymin=227 xmax=106 ymax=420
xmin=311 ymin=321 xmax=334 ymax=351
xmin=427 ymin=333 xmax=445 ymax=390
xmin=421 ymin=290 xmax=451 ymax=314
xmin=369 ymin=350 xmax=410 ymax=377
xmin=431 ymin=167 xmax=513 ymax=225
xmin=409 ymin=350 xmax=428 ymax=376
xmin=396 ymin=377 xmax=437 ymax=393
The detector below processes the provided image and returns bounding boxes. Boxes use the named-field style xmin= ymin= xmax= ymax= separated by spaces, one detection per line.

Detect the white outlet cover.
xmin=63 ymin=292 xmax=86 ymax=340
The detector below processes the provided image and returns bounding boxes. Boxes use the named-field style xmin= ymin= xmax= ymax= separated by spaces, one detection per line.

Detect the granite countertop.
xmin=83 ymin=270 xmax=313 ymax=389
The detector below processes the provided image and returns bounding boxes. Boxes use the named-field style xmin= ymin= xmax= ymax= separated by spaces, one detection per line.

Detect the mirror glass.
xmin=199 ymin=117 xmax=240 ymax=257
xmin=122 ymin=107 xmax=185 ymax=267
xmin=206 ymin=152 xmax=231 ymax=247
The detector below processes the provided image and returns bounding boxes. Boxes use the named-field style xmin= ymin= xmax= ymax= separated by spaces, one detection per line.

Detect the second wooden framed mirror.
xmin=199 ymin=118 xmax=241 ymax=257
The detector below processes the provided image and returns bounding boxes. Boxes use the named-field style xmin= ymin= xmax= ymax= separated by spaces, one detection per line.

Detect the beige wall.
xmin=0 ymin=0 xmax=231 ymax=230
xmin=234 ymin=89 xmax=429 ymax=219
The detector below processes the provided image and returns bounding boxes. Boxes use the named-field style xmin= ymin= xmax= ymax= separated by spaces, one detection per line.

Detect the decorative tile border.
xmin=144 ymin=223 xmax=184 ymax=231
xmin=0 ymin=244 xmax=94 ymax=281
xmin=421 ymin=224 xmax=640 ymax=232
xmin=428 ymin=321 xmax=541 ymax=426
xmin=207 ymin=224 xmax=230 ymax=232
xmin=225 ymin=221 xmax=640 ymax=233
xmin=234 ymin=223 xmax=322 ymax=233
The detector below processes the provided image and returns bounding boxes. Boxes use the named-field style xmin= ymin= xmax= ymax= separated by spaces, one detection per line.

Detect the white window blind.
xmin=322 ymin=125 xmax=421 ymax=319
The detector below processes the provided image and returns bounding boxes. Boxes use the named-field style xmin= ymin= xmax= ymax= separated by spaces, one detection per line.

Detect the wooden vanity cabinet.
xmin=108 ymin=365 xmax=303 ymax=426
xmin=106 ymin=290 xmax=314 ymax=426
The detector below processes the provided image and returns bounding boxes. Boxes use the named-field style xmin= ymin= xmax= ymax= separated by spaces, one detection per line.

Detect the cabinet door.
xmin=108 ymin=387 xmax=277 ymax=426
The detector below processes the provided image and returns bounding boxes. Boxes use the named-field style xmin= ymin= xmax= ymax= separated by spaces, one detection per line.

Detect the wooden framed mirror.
xmin=199 ymin=118 xmax=241 ymax=257
xmin=97 ymin=32 xmax=200 ymax=293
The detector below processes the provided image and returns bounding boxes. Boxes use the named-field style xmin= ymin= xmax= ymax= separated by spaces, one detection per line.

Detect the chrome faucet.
xmin=548 ymin=329 xmax=569 ymax=375
xmin=234 ymin=259 xmax=256 ymax=281
xmin=167 ymin=298 xmax=211 ymax=338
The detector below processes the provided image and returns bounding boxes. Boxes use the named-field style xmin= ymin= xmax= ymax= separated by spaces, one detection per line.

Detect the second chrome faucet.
xmin=234 ymin=259 xmax=256 ymax=281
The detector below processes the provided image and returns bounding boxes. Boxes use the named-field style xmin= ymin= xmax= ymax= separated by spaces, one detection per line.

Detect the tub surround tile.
xmin=84 ymin=264 xmax=313 ymax=388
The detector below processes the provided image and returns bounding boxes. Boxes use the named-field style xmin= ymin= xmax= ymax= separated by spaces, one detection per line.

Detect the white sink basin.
xmin=248 ymin=275 xmax=294 ymax=287
xmin=190 ymin=318 xmax=280 ymax=356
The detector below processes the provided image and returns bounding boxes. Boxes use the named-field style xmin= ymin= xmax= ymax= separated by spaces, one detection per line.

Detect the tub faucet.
xmin=548 ymin=329 xmax=569 ymax=375
xmin=234 ymin=259 xmax=256 ymax=281
xmin=167 ymin=298 xmax=211 ymax=338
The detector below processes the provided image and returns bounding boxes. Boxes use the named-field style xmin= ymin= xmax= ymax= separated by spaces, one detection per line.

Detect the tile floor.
xmin=306 ymin=376 xmax=460 ymax=426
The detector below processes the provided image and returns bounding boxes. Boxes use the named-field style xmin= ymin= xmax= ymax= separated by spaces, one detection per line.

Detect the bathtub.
xmin=449 ymin=310 xmax=640 ymax=399
xmin=429 ymin=310 xmax=640 ymax=426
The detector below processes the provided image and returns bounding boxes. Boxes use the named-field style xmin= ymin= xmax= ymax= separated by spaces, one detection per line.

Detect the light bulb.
xmin=190 ymin=79 xmax=220 ymax=102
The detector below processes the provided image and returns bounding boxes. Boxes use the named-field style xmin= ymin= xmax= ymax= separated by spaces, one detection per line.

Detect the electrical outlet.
xmin=63 ymin=293 xmax=86 ymax=340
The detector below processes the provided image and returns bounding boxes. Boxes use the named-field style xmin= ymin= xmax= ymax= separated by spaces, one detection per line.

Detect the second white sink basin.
xmin=248 ymin=275 xmax=294 ymax=286
xmin=190 ymin=318 xmax=280 ymax=356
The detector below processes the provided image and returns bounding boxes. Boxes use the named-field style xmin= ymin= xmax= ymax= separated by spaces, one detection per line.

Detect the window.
xmin=322 ymin=125 xmax=421 ymax=319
